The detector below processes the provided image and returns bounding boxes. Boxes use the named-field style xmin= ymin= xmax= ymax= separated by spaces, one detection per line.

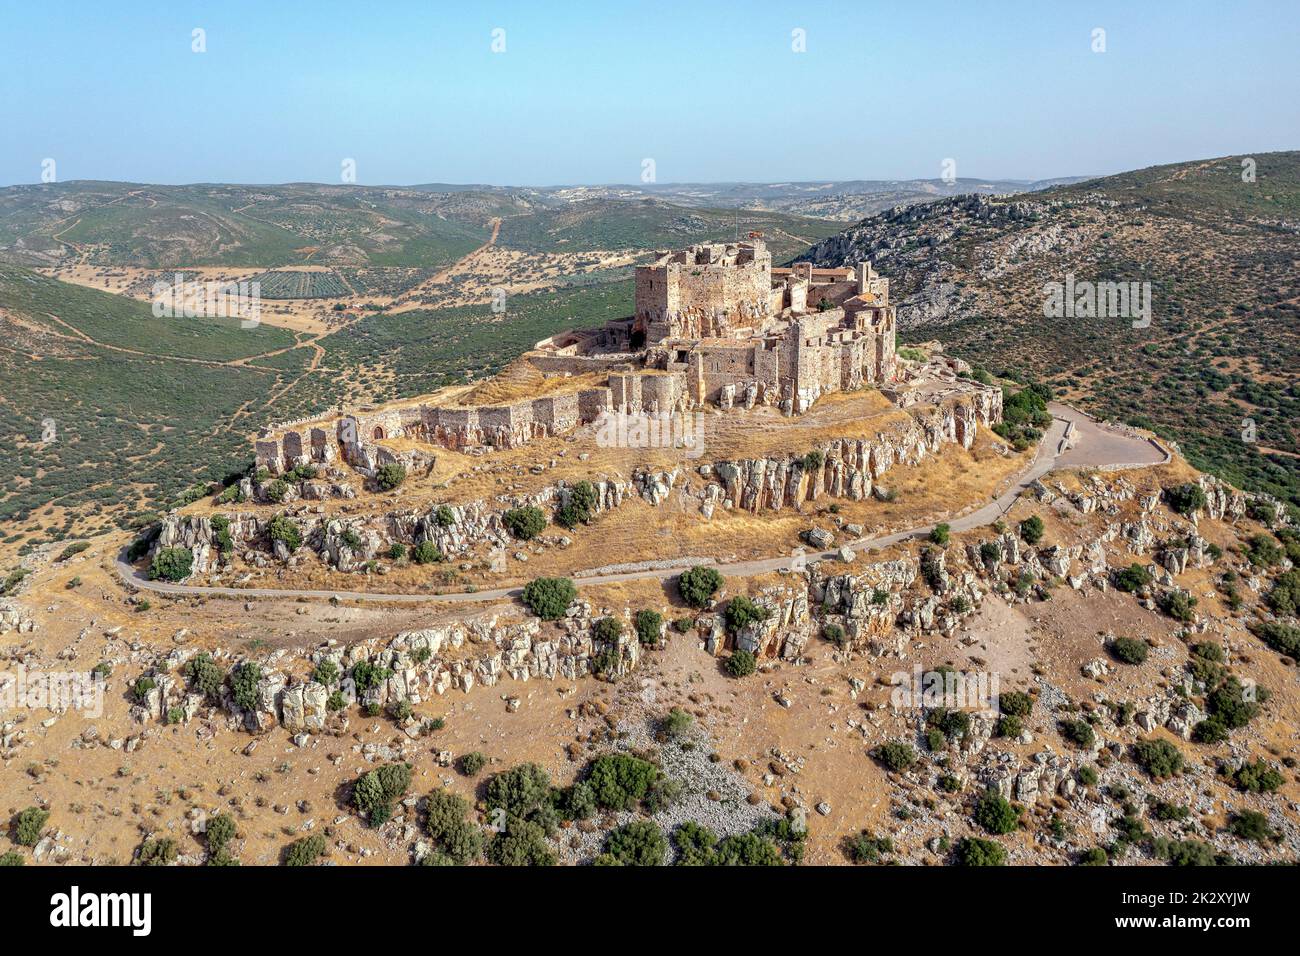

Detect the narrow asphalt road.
xmin=114 ymin=404 xmax=1166 ymax=606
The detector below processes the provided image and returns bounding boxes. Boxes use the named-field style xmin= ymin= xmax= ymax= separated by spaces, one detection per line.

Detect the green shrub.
xmin=424 ymin=789 xmax=483 ymax=864
xmin=283 ymin=834 xmax=326 ymax=866
xmin=412 ymin=540 xmax=443 ymax=564
xmin=999 ymin=690 xmax=1033 ymax=717
xmin=1165 ymin=483 xmax=1207 ymax=517
xmin=263 ymin=479 xmax=290 ymax=504
xmin=485 ymin=763 xmax=552 ymax=819
xmin=996 ymin=714 xmax=1022 ymax=738
xmin=555 ymin=481 xmax=599 ymax=529
xmin=205 ymin=814 xmax=236 ymax=855
xmin=1114 ymin=563 xmax=1153 ymax=593
xmin=973 ymin=789 xmax=1019 ymax=835
xmin=487 ymin=816 xmax=555 ymax=866
xmin=634 ymin=609 xmax=663 ymax=646
xmin=822 ymin=623 xmax=845 ymax=646
xmin=724 ymin=649 xmax=756 ymax=677
xmin=131 ymin=675 xmax=156 ymax=702
xmin=725 ymin=596 xmax=769 ymax=632
xmin=435 ymin=505 xmax=455 ymax=527
xmin=58 ymin=541 xmax=90 ymax=561
xmin=663 ymin=707 xmax=693 ymax=739
xmin=591 ymin=616 xmax=623 ymax=644
xmin=388 ymin=542 xmax=406 ymax=560
xmin=1244 ymin=533 xmax=1283 ymax=568
xmin=678 ymin=565 xmax=723 ymax=608
xmin=1193 ymin=717 xmax=1229 ymax=744
xmin=1152 ymin=801 xmax=1190 ymax=822
xmin=929 ymin=523 xmax=950 ymax=545
xmin=0 ymin=852 xmax=23 ymax=866
xmin=1228 ymin=810 xmax=1277 ymax=844
xmin=1227 ymin=760 xmax=1284 ymax=794
xmin=1266 ymin=568 xmax=1300 ymax=617
xmin=503 ymin=506 xmax=546 ymax=541
xmin=1257 ymin=620 xmax=1300 ymax=659
xmin=1078 ymin=847 xmax=1108 ymax=866
xmin=955 ymin=836 xmax=1005 ymax=866
xmin=268 ymin=515 xmax=301 ymax=553
xmin=13 ymin=807 xmax=48 ymax=846
xmin=352 ymin=762 xmax=413 ymax=826
xmin=459 ymin=751 xmax=487 ymax=776
xmin=874 ymin=741 xmax=916 ymax=772
xmin=1019 ymin=515 xmax=1044 ymax=544
xmin=351 ymin=659 xmax=390 ymax=691
xmin=184 ymin=652 xmax=225 ymax=699
xmin=229 ymin=662 xmax=262 ymax=712
xmin=521 ymin=577 xmax=576 ymax=620
xmin=1157 ymin=590 xmax=1197 ymax=623
xmin=1059 ymin=718 xmax=1095 ymax=749
xmin=1110 ymin=636 xmax=1149 ymax=665
xmin=1131 ymin=739 xmax=1184 ymax=778
xmin=1077 ymin=765 xmax=1098 ymax=786
xmin=310 ymin=658 xmax=340 ymax=686
xmin=559 ymin=782 xmax=597 ymax=821
xmin=587 ymin=754 xmax=660 ymax=811
xmin=1206 ymin=678 xmax=1260 ymax=730
xmin=149 ymin=547 xmax=193 ymax=582
xmin=375 ymin=463 xmax=406 ymax=490
xmin=673 ymin=821 xmax=719 ymax=866
xmin=713 ymin=832 xmax=784 ymax=866
xmin=604 ymin=821 xmax=666 ymax=866
xmin=136 ymin=837 xmax=178 ymax=866
xmin=1157 ymin=838 xmax=1216 ymax=866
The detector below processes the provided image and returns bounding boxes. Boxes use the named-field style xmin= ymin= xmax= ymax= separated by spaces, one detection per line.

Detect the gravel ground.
xmin=554 ymin=713 xmax=779 ymax=864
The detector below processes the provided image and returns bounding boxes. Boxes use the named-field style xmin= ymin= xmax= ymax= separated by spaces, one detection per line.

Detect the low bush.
xmin=973 ymin=789 xmax=1019 ymax=835
xmin=873 ymin=741 xmax=916 ymax=772
xmin=13 ymin=807 xmax=48 ymax=846
xmin=503 ymin=506 xmax=546 ymax=541
xmin=1131 ymin=739 xmax=1184 ymax=779
xmin=149 ymin=547 xmax=193 ymax=582
xmin=678 ymin=565 xmax=723 ymax=608
xmin=521 ymin=576 xmax=576 ymax=620
xmin=955 ymin=836 xmax=1006 ymax=866
xmin=604 ymin=821 xmax=666 ymax=866
xmin=375 ymin=463 xmax=406 ymax=491
xmin=283 ymin=834 xmax=326 ymax=866
xmin=1110 ymin=636 xmax=1149 ymax=665
xmin=352 ymin=762 xmax=413 ymax=827
xmin=724 ymin=649 xmax=756 ymax=677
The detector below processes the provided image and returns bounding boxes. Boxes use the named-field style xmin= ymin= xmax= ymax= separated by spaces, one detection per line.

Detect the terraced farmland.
xmin=249 ymin=269 xmax=352 ymax=299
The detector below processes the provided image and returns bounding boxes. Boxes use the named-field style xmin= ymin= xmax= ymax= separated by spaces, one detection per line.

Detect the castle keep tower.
xmin=633 ymin=240 xmax=775 ymax=345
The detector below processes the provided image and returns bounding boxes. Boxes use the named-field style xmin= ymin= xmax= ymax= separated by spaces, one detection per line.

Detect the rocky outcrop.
xmin=660 ymin=392 xmax=999 ymax=516
xmin=130 ymin=603 xmax=641 ymax=733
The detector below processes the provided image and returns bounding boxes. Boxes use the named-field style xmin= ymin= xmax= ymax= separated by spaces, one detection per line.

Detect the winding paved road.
xmin=114 ymin=403 xmax=1167 ymax=606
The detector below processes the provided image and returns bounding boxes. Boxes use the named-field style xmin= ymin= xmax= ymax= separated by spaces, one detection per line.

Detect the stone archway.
xmin=372 ymin=426 xmax=386 ymax=441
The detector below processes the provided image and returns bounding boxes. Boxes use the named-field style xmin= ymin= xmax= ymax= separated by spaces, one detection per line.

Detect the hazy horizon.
xmin=2 ymin=0 xmax=1298 ymax=188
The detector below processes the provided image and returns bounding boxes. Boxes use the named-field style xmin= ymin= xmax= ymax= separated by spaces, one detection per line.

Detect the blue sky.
xmin=1 ymin=0 xmax=1296 ymax=186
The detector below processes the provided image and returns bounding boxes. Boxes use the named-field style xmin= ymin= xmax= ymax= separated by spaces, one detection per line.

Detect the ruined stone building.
xmin=255 ymin=239 xmax=905 ymax=472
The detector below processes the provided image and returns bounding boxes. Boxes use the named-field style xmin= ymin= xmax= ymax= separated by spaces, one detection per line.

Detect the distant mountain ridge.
xmin=796 ymin=151 xmax=1300 ymax=508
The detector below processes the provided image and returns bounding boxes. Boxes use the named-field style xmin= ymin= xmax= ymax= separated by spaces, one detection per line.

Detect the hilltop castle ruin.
xmin=255 ymin=239 xmax=918 ymax=475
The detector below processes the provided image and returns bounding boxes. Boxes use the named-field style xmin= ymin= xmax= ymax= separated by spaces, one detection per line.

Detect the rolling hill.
xmin=797 ymin=151 xmax=1300 ymax=508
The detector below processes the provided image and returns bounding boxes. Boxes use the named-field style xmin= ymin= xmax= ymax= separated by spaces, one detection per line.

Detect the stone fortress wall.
xmin=255 ymin=238 xmax=966 ymax=476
